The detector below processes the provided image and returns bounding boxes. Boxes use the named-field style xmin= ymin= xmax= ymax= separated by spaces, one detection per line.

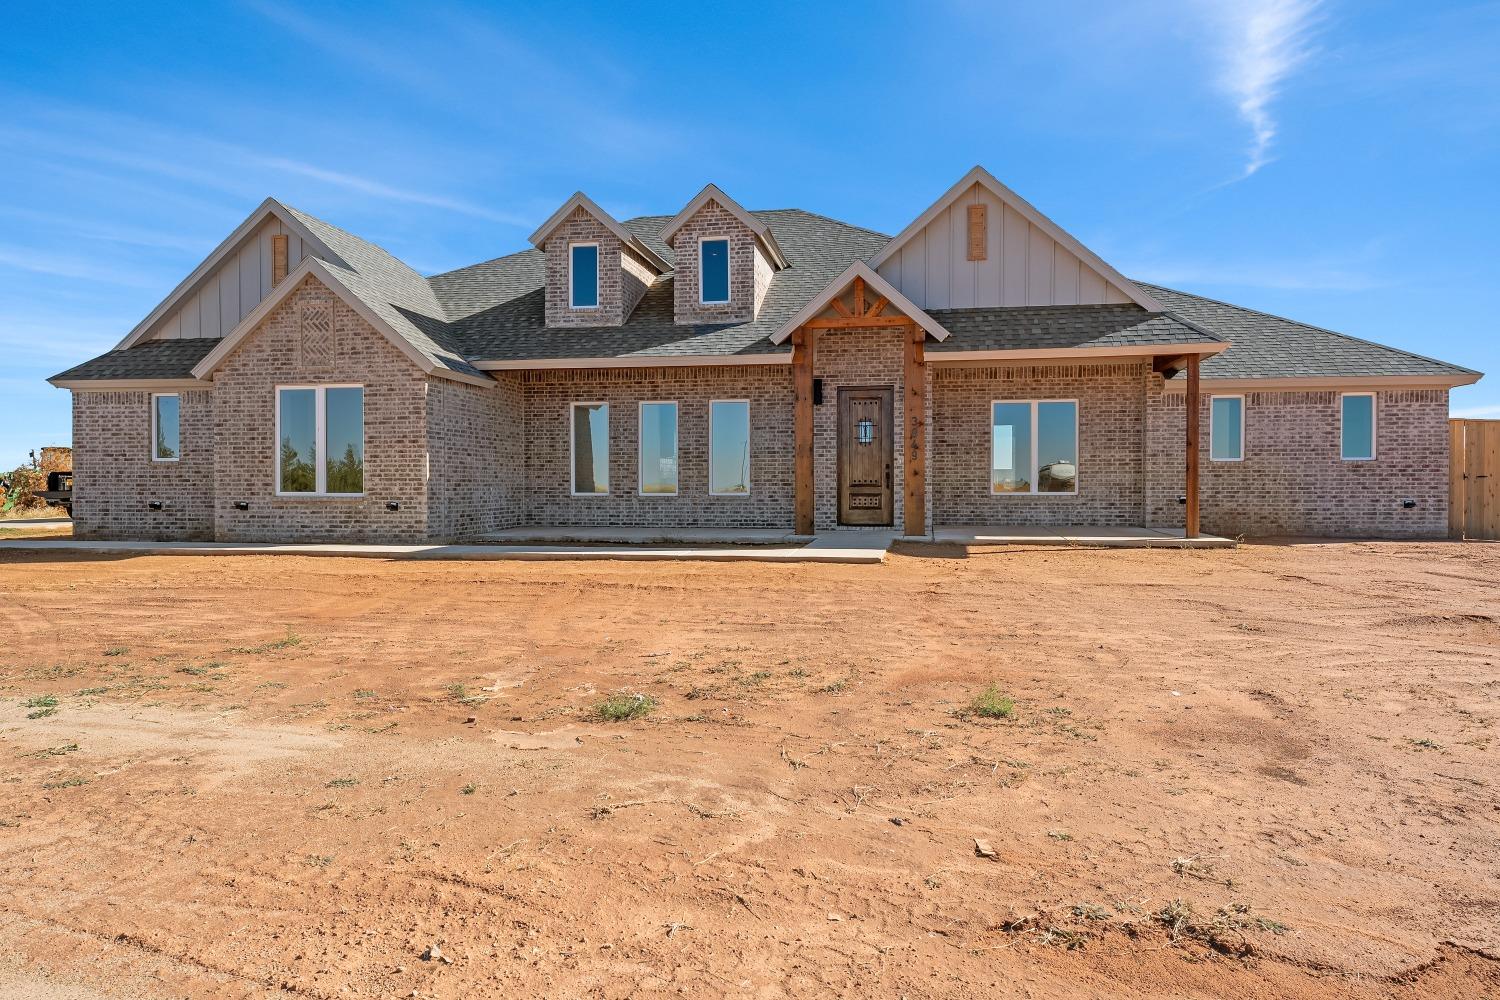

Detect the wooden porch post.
xmin=793 ymin=326 xmax=815 ymax=535
xmin=1184 ymin=353 xmax=1201 ymax=539
xmin=903 ymin=321 xmax=926 ymax=537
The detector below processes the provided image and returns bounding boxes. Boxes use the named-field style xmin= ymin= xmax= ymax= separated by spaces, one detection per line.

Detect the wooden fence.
xmin=1450 ymin=419 xmax=1500 ymax=540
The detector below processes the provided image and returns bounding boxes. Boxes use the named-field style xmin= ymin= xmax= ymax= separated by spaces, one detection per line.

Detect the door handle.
xmin=885 ymin=463 xmax=892 ymax=488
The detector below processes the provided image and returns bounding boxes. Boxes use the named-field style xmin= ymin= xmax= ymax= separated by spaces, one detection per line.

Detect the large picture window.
xmin=1341 ymin=392 xmax=1376 ymax=461
xmin=570 ymin=243 xmax=599 ymax=309
xmin=700 ymin=238 xmax=730 ymax=304
xmin=639 ymin=402 xmax=678 ymax=495
xmin=571 ymin=402 xmax=609 ymax=495
xmin=1210 ymin=395 xmax=1244 ymax=462
xmin=709 ymin=400 xmax=751 ymax=496
xmin=991 ymin=400 xmax=1078 ymax=495
xmin=152 ymin=393 xmax=180 ymax=462
xmin=276 ymin=386 xmax=364 ymax=496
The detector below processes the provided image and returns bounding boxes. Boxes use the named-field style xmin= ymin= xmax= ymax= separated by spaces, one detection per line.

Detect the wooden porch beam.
xmin=1153 ymin=354 xmax=1188 ymax=378
xmin=853 ymin=275 xmax=866 ymax=316
xmin=803 ymin=315 xmax=914 ymax=330
xmin=828 ymin=296 xmax=853 ymax=318
xmin=866 ymin=295 xmax=889 ymax=318
xmin=793 ymin=326 xmax=815 ymax=535
xmin=1185 ymin=353 xmax=1200 ymax=539
xmin=903 ymin=322 xmax=927 ymax=538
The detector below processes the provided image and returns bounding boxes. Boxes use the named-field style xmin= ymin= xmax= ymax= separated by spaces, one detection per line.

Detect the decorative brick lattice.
xmin=298 ymin=296 xmax=335 ymax=369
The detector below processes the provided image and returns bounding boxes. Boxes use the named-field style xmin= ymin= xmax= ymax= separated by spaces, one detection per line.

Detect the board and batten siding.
xmin=146 ymin=218 xmax=317 ymax=341
xmin=875 ymin=182 xmax=1133 ymax=310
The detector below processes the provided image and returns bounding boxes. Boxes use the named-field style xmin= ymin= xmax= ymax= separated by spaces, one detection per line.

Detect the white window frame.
xmin=1340 ymin=391 xmax=1377 ymax=461
xmin=708 ymin=399 xmax=752 ymax=497
xmin=1209 ymin=394 xmax=1245 ymax=463
xmin=569 ymin=401 xmax=609 ymax=497
xmin=274 ymin=384 xmax=365 ymax=498
xmin=989 ymin=398 xmax=1080 ymax=497
xmin=151 ymin=392 xmax=180 ymax=463
xmin=569 ymin=241 xmax=600 ymax=310
xmin=637 ymin=400 xmax=679 ymax=497
xmin=698 ymin=236 xmax=731 ymax=305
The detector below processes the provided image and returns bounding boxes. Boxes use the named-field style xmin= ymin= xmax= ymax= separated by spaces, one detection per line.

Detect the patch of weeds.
xmin=460 ymin=783 xmax=478 ymax=795
xmin=1047 ymin=830 xmax=1073 ymax=842
xmin=1055 ymin=723 xmax=1097 ymax=741
xmin=21 ymin=743 xmax=79 ymax=759
xmin=1035 ymin=927 xmax=1088 ymax=950
xmin=1408 ymin=737 xmax=1442 ymax=751
xmin=75 ymin=686 xmax=110 ymax=697
xmin=446 ymin=683 xmax=488 ymax=707
xmin=788 ymin=667 xmax=809 ymax=679
xmin=684 ymin=686 xmax=715 ymax=701
xmin=819 ymin=678 xmax=850 ymax=695
xmin=104 ymin=647 xmax=129 ymax=657
xmin=1047 ymin=706 xmax=1073 ymax=716
xmin=364 ymin=722 xmax=398 ymax=734
xmin=325 ymin=778 xmax=358 ymax=789
xmin=1072 ymin=903 xmax=1110 ymax=921
xmin=24 ymin=695 xmax=59 ymax=719
xmin=177 ymin=662 xmax=228 ymax=677
xmin=738 ymin=671 xmax=772 ymax=687
xmin=354 ymin=689 xmax=377 ymax=700
xmin=592 ymin=693 xmax=656 ymax=722
xmin=967 ymin=684 xmax=1014 ymax=720
xmin=1156 ymin=898 xmax=1197 ymax=942
xmin=228 ymin=630 xmax=302 ymax=655
xmin=42 ymin=776 xmax=90 ymax=790
xmin=254 ymin=681 xmax=287 ymax=691
xmin=304 ymin=854 xmax=333 ymax=868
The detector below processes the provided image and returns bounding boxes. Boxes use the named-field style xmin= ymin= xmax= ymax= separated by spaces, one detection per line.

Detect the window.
xmin=1341 ymin=392 xmax=1376 ymax=460
xmin=571 ymin=402 xmax=609 ymax=495
xmin=276 ymin=386 xmax=364 ymax=496
xmin=991 ymin=400 xmax=1078 ymax=495
xmin=700 ymin=237 xmax=730 ymax=304
xmin=1210 ymin=395 xmax=1244 ymax=462
xmin=709 ymin=400 xmax=750 ymax=495
xmin=639 ymin=402 xmax=678 ymax=495
xmin=570 ymin=243 xmax=599 ymax=309
xmin=152 ymin=393 xmax=180 ymax=461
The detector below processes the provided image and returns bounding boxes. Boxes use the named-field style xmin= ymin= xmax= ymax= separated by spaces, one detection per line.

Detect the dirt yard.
xmin=1 ymin=541 xmax=1497 ymax=999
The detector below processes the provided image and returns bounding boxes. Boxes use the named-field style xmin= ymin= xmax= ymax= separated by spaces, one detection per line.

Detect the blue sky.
xmin=2 ymin=0 xmax=1497 ymax=469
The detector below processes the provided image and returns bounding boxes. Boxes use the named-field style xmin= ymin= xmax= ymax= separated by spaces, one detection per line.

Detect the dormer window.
xmin=570 ymin=243 xmax=599 ymax=309
xmin=700 ymin=238 xmax=730 ymax=304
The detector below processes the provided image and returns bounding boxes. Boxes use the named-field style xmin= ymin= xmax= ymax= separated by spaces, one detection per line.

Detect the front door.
xmin=837 ymin=386 xmax=894 ymax=526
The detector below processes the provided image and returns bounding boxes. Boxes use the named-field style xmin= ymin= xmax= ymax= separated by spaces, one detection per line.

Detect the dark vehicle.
xmin=34 ymin=470 xmax=73 ymax=515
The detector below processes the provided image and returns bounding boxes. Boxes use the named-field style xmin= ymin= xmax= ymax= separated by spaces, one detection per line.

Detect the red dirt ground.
xmin=1 ymin=541 xmax=1497 ymax=998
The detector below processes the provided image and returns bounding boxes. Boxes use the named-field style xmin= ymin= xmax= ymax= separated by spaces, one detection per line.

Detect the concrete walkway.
xmin=480 ymin=525 xmax=812 ymax=545
xmin=932 ymin=525 xmax=1236 ymax=548
xmin=0 ymin=531 xmax=898 ymax=564
xmin=0 ymin=515 xmax=72 ymax=528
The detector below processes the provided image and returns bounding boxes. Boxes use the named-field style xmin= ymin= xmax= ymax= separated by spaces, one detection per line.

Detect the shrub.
xmin=968 ymin=684 xmax=1015 ymax=719
xmin=592 ymin=693 xmax=656 ymax=722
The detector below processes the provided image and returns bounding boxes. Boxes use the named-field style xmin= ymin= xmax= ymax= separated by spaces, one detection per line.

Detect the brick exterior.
xmin=930 ymin=362 xmax=1147 ymax=526
xmin=426 ymin=373 xmax=524 ymax=539
xmin=667 ymin=199 xmax=768 ymax=325
xmin=542 ymin=207 xmax=654 ymax=328
xmin=518 ymin=366 xmax=794 ymax=528
xmin=211 ymin=276 xmax=432 ymax=543
xmin=71 ymin=389 xmax=215 ymax=540
xmin=1144 ymin=381 xmax=1449 ymax=538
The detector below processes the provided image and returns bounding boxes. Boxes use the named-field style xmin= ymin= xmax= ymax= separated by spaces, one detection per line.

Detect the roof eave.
xmin=49 ymin=376 xmax=210 ymax=391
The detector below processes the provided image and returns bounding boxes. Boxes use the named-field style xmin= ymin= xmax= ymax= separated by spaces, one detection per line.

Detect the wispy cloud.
xmin=0 ymin=245 xmax=160 ymax=287
xmin=1452 ymin=403 xmax=1500 ymax=419
xmin=247 ymin=155 xmax=532 ymax=226
xmin=1200 ymin=0 xmax=1323 ymax=178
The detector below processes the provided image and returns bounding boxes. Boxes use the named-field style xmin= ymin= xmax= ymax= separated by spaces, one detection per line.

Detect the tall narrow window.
xmin=709 ymin=400 xmax=751 ymax=495
xmin=571 ymin=402 xmax=609 ymax=495
xmin=639 ymin=402 xmax=678 ymax=496
xmin=1341 ymin=392 xmax=1376 ymax=461
xmin=991 ymin=400 xmax=1078 ymax=495
xmin=152 ymin=393 xmax=180 ymax=461
xmin=700 ymin=238 xmax=730 ymax=304
xmin=570 ymin=243 xmax=599 ymax=309
xmin=276 ymin=386 xmax=364 ymax=496
xmin=1210 ymin=395 xmax=1244 ymax=462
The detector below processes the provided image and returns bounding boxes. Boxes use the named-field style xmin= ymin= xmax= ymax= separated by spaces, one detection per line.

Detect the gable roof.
xmin=868 ymin=165 xmax=1165 ymax=312
xmin=769 ymin=261 xmax=951 ymax=344
xmin=50 ymin=337 xmax=219 ymax=387
xmin=526 ymin=192 xmax=671 ymax=273
xmin=926 ymin=304 xmax=1223 ymax=355
xmin=1140 ymin=283 xmax=1481 ymax=383
xmin=115 ymin=198 xmax=344 ymax=351
xmin=658 ymin=184 xmax=789 ymax=269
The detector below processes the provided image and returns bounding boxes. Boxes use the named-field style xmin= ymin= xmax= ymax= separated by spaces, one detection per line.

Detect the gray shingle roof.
xmin=51 ymin=337 xmax=219 ymax=381
xmin=1139 ymin=282 xmax=1478 ymax=380
xmin=927 ymin=304 xmax=1221 ymax=353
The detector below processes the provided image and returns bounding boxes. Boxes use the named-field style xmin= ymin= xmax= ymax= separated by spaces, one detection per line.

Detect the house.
xmin=49 ymin=166 xmax=1480 ymax=544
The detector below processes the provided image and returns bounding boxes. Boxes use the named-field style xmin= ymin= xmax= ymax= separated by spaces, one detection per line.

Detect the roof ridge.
xmin=1139 ymin=281 xmax=1480 ymax=377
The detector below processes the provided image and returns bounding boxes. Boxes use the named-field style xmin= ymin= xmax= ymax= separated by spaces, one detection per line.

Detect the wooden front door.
xmin=837 ymin=386 xmax=894 ymax=526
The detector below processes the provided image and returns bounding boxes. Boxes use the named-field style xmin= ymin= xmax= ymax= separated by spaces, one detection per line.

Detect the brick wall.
xmin=518 ymin=365 xmax=794 ymax=528
xmin=811 ymin=325 xmax=909 ymax=531
xmin=930 ymin=362 xmax=1147 ymax=526
xmin=668 ymin=200 xmax=766 ymax=325
xmin=1145 ymin=380 xmax=1449 ymax=537
xmin=426 ymin=372 xmax=523 ymax=540
xmin=211 ymin=275 xmax=432 ymax=542
xmin=542 ymin=207 xmax=653 ymax=328
xmin=71 ymin=389 xmax=215 ymax=540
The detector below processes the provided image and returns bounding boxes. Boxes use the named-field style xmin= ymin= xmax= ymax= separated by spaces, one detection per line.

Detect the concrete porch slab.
xmin=0 ymin=532 xmax=897 ymax=564
xmin=479 ymin=525 xmax=812 ymax=546
xmin=932 ymin=525 xmax=1236 ymax=549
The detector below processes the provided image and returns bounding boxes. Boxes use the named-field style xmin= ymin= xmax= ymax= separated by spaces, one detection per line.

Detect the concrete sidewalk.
xmin=932 ymin=525 xmax=1236 ymax=548
xmin=0 ymin=531 xmax=898 ymax=564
